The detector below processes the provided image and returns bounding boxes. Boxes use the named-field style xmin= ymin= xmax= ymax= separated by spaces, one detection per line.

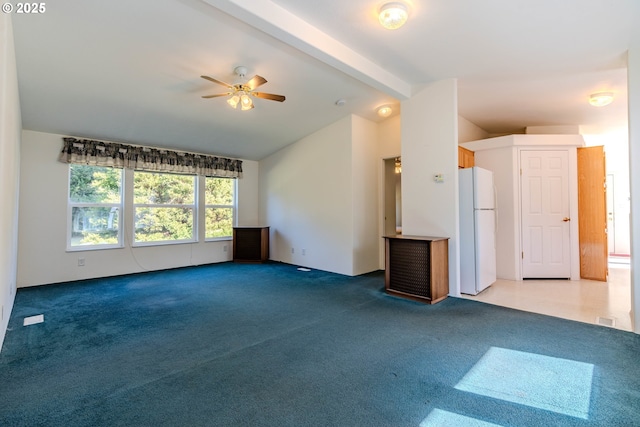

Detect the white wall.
xmin=401 ymin=79 xmax=460 ymax=295
xmin=351 ymin=115 xmax=380 ymax=275
xmin=526 ymin=125 xmax=581 ymax=135
xmin=628 ymin=43 xmax=640 ymax=333
xmin=378 ymin=115 xmax=401 ymax=159
xmin=0 ymin=14 xmax=21 ymax=350
xmin=236 ymin=159 xmax=260 ymax=227
xmin=16 ymin=130 xmax=259 ymax=287
xmin=459 ymin=115 xmax=489 ymax=143
xmin=259 ymin=115 xmax=380 ymax=276
xmin=260 ymin=116 xmax=354 ymax=274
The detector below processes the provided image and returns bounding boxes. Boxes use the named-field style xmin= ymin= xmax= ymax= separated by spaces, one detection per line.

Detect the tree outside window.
xmin=133 ymin=171 xmax=196 ymax=244
xmin=205 ymin=177 xmax=235 ymax=239
xmin=68 ymin=165 xmax=123 ymax=249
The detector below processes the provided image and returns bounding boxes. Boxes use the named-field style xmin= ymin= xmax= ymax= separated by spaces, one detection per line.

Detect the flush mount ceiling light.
xmin=589 ymin=92 xmax=614 ymax=107
xmin=379 ymin=2 xmax=408 ymax=30
xmin=377 ymin=105 xmax=393 ymax=117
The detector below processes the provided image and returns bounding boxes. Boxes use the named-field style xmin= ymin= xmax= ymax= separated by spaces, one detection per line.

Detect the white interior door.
xmin=521 ymin=150 xmax=571 ymax=278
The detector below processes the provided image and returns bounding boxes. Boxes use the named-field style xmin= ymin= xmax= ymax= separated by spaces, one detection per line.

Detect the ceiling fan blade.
xmin=201 ymin=75 xmax=233 ymax=89
xmin=246 ymin=75 xmax=267 ymax=90
xmin=252 ymin=92 xmax=286 ymax=102
xmin=201 ymin=93 xmax=232 ymax=99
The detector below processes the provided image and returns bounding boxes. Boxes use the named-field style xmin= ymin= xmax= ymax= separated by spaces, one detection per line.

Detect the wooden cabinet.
xmin=233 ymin=226 xmax=269 ymax=263
xmin=383 ymin=235 xmax=449 ymax=304
xmin=458 ymin=146 xmax=475 ymax=168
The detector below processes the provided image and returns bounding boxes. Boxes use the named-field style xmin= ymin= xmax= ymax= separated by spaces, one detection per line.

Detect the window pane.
xmin=71 ymin=207 xmax=120 ymax=246
xmin=205 ymin=207 xmax=233 ymax=238
xmin=134 ymin=207 xmax=193 ymax=242
xmin=205 ymin=177 xmax=234 ymax=205
xmin=134 ymin=172 xmax=195 ymax=205
xmin=70 ymin=165 xmax=122 ymax=203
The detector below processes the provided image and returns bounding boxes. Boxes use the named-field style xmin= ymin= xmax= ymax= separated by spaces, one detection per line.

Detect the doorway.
xmin=383 ymin=157 xmax=402 ymax=236
xmin=607 ymin=174 xmax=616 ymax=253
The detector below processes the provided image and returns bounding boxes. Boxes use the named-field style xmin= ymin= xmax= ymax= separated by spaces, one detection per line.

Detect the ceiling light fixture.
xmin=201 ymin=65 xmax=284 ymax=111
xmin=240 ymin=92 xmax=254 ymax=110
xmin=227 ymin=94 xmax=240 ymax=109
xmin=394 ymin=157 xmax=402 ymax=174
xmin=227 ymin=91 xmax=254 ymax=110
xmin=379 ymin=2 xmax=408 ymax=30
xmin=377 ymin=105 xmax=393 ymax=117
xmin=589 ymin=92 xmax=614 ymax=107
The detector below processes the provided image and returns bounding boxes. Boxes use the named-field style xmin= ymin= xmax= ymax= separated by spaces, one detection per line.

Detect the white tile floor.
xmin=461 ymin=258 xmax=632 ymax=332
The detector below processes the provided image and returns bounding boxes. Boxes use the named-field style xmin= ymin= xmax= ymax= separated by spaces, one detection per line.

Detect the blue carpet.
xmin=0 ymin=262 xmax=639 ymax=426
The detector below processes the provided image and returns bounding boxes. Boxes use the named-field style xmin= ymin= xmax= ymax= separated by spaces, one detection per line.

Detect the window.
xmin=205 ymin=177 xmax=235 ymax=239
xmin=133 ymin=171 xmax=196 ymax=244
xmin=68 ymin=164 xmax=123 ymax=250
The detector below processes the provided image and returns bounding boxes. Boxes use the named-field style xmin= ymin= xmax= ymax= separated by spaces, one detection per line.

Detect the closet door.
xmin=520 ymin=150 xmax=571 ymax=278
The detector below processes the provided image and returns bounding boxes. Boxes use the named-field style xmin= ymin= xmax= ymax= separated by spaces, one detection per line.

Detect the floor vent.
xmin=23 ymin=314 xmax=44 ymax=326
xmin=596 ymin=316 xmax=615 ymax=327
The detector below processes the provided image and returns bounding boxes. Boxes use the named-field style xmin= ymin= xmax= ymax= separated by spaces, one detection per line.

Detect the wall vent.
xmin=596 ymin=316 xmax=615 ymax=327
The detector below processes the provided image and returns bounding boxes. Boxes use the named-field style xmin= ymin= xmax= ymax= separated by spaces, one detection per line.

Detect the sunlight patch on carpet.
xmin=455 ymin=347 xmax=593 ymax=419
xmin=419 ymin=409 xmax=504 ymax=426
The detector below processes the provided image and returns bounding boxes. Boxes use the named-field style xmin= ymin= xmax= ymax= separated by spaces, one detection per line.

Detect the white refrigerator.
xmin=459 ymin=167 xmax=497 ymax=295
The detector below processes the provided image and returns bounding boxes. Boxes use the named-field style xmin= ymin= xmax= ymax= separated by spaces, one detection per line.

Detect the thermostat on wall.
xmin=434 ymin=174 xmax=444 ymax=183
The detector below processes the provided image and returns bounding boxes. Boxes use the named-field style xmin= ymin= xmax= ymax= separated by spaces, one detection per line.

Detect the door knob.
xmin=562 ymin=217 xmax=571 ymax=222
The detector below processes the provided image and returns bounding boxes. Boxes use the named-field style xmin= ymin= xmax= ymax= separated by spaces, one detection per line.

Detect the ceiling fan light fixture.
xmin=240 ymin=93 xmax=254 ymax=110
xmin=589 ymin=92 xmax=614 ymax=107
xmin=201 ymin=67 xmax=284 ymax=110
xmin=227 ymin=94 xmax=240 ymax=109
xmin=379 ymin=2 xmax=408 ymax=30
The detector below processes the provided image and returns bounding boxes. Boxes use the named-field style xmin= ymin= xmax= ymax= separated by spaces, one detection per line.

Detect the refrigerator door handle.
xmin=494 ymin=186 xmax=498 ymax=241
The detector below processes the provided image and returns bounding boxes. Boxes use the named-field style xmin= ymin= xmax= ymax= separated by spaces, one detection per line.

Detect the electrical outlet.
xmin=302 ymin=248 xmax=306 ymax=256
xmin=291 ymin=247 xmax=295 ymax=254
xmin=223 ymin=245 xmax=228 ymax=252
xmin=78 ymin=258 xmax=85 ymax=267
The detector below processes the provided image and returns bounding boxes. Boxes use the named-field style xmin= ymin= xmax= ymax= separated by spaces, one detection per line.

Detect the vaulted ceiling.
xmin=11 ymin=0 xmax=637 ymax=160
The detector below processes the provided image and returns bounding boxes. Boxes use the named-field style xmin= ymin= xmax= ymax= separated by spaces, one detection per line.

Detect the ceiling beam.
xmin=201 ymin=0 xmax=412 ymax=100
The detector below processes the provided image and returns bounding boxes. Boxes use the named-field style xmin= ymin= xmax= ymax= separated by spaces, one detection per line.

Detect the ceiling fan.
xmin=201 ymin=66 xmax=286 ymax=111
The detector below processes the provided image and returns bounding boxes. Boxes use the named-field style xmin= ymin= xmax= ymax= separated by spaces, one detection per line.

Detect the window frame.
xmin=66 ymin=165 xmax=124 ymax=252
xmin=204 ymin=177 xmax=237 ymax=241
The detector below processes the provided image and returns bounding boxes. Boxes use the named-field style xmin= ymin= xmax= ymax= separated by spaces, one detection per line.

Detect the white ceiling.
xmin=11 ymin=0 xmax=637 ymax=160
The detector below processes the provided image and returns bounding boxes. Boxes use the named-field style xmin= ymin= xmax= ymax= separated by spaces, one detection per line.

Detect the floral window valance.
xmin=58 ymin=137 xmax=243 ymax=178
